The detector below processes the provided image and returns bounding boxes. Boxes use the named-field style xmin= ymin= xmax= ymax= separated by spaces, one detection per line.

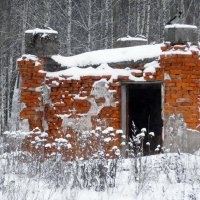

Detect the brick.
xmin=101 ymin=75 xmax=111 ymax=79
xmin=33 ymin=66 xmax=43 ymax=72
xmin=37 ymin=72 xmax=46 ymax=77
xmin=165 ymin=82 xmax=176 ymax=87
xmin=161 ymin=46 xmax=168 ymax=51
xmin=118 ymin=76 xmax=129 ymax=80
xmin=84 ymin=76 xmax=97 ymax=81
xmin=21 ymin=90 xmax=32 ymax=96
xmin=185 ymin=62 xmax=197 ymax=67
xmin=176 ymin=98 xmax=191 ymax=103
xmin=131 ymin=72 xmax=143 ymax=77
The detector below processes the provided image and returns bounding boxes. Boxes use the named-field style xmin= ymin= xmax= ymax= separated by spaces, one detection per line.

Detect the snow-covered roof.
xmin=52 ymin=44 xmax=162 ymax=68
xmin=165 ymin=24 xmax=197 ymax=29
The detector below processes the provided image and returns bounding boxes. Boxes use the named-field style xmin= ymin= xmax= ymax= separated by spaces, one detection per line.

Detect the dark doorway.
xmin=127 ymin=83 xmax=162 ymax=154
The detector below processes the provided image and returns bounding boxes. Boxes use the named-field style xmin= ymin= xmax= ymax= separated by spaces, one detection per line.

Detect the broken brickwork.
xmin=17 ymin=43 xmax=200 ymax=159
xmin=18 ymin=55 xmax=127 ymax=159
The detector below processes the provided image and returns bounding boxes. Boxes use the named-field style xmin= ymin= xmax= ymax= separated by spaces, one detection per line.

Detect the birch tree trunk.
xmin=110 ymin=0 xmax=114 ymax=47
xmin=0 ymin=47 xmax=3 ymax=133
xmin=21 ymin=0 xmax=29 ymax=54
xmin=136 ymin=0 xmax=140 ymax=34
xmin=146 ymin=0 xmax=151 ymax=40
xmin=127 ymin=0 xmax=131 ymax=35
xmin=104 ymin=0 xmax=109 ymax=48
xmin=141 ymin=0 xmax=146 ymax=35
xmin=1 ymin=0 xmax=11 ymax=131
xmin=67 ymin=0 xmax=72 ymax=55
xmin=87 ymin=0 xmax=92 ymax=51
xmin=44 ymin=0 xmax=52 ymax=27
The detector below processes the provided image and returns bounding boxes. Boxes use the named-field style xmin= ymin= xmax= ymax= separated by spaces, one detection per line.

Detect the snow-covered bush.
xmin=1 ymin=126 xmax=200 ymax=199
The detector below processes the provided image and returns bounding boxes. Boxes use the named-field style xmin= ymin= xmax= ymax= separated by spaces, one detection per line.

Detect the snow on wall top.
xmin=117 ymin=35 xmax=147 ymax=42
xmin=17 ymin=54 xmax=39 ymax=62
xmin=143 ymin=60 xmax=160 ymax=73
xmin=165 ymin=24 xmax=197 ymax=29
xmin=162 ymin=45 xmax=200 ymax=56
xmin=46 ymin=63 xmax=147 ymax=81
xmin=51 ymin=44 xmax=162 ymax=68
xmin=25 ymin=28 xmax=58 ymax=34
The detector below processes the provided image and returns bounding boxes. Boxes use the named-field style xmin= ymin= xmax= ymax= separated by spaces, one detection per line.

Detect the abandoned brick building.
xmin=17 ymin=24 xmax=200 ymax=160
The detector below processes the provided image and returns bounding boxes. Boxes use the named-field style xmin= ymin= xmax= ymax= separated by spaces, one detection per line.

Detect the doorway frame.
xmin=120 ymin=81 xmax=164 ymax=156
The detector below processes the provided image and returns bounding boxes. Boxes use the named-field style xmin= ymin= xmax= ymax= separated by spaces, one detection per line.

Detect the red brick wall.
xmin=42 ymin=75 xmax=123 ymax=159
xmin=18 ymin=44 xmax=200 ymax=159
xmin=18 ymin=56 xmax=127 ymax=159
xmin=18 ymin=57 xmax=46 ymax=131
xmin=159 ymin=44 xmax=200 ymax=132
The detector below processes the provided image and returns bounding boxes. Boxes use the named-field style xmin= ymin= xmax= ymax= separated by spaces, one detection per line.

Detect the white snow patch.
xmin=55 ymin=138 xmax=68 ymax=143
xmin=17 ymin=54 xmax=39 ymax=62
xmin=138 ymin=132 xmax=145 ymax=137
xmin=144 ymin=60 xmax=160 ymax=69
xmin=106 ymin=127 xmax=114 ymax=132
xmin=27 ymin=86 xmax=43 ymax=92
xmin=35 ymin=61 xmax=41 ymax=66
xmin=116 ymin=130 xmax=123 ymax=134
xmin=149 ymin=132 xmax=155 ymax=137
xmin=117 ymin=35 xmax=147 ymax=42
xmin=165 ymin=24 xmax=197 ymax=29
xmin=102 ymin=130 xmax=109 ymax=134
xmin=144 ymin=66 xmax=156 ymax=74
xmin=164 ymin=73 xmax=171 ymax=80
xmin=45 ymin=143 xmax=51 ymax=148
xmin=104 ymin=137 xmax=112 ymax=142
xmin=143 ymin=60 xmax=160 ymax=74
xmin=66 ymin=134 xmax=71 ymax=138
xmin=19 ymin=119 xmax=30 ymax=132
xmin=121 ymin=142 xmax=126 ymax=146
xmin=25 ymin=28 xmax=58 ymax=34
xmin=73 ymin=94 xmax=87 ymax=100
xmin=67 ymin=143 xmax=72 ymax=149
xmin=51 ymin=80 xmax=59 ymax=87
xmin=95 ymin=127 xmax=102 ymax=131
xmin=3 ymin=130 xmax=31 ymax=138
xmin=40 ymin=132 xmax=48 ymax=138
xmin=46 ymin=63 xmax=145 ymax=81
xmin=146 ymin=142 xmax=150 ymax=146
xmin=162 ymin=45 xmax=199 ymax=56
xmin=141 ymin=128 xmax=147 ymax=132
xmin=56 ymin=114 xmax=71 ymax=119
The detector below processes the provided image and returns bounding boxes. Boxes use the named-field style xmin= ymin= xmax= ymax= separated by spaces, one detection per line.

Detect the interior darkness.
xmin=128 ymin=83 xmax=162 ymax=154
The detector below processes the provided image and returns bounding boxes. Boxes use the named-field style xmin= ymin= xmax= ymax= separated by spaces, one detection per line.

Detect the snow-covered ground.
xmin=0 ymin=151 xmax=200 ymax=200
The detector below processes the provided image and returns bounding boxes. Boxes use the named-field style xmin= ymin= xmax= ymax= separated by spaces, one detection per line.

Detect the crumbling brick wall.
xmin=18 ymin=55 xmax=127 ymax=159
xmin=18 ymin=57 xmax=46 ymax=131
xmin=17 ymin=44 xmax=200 ymax=159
